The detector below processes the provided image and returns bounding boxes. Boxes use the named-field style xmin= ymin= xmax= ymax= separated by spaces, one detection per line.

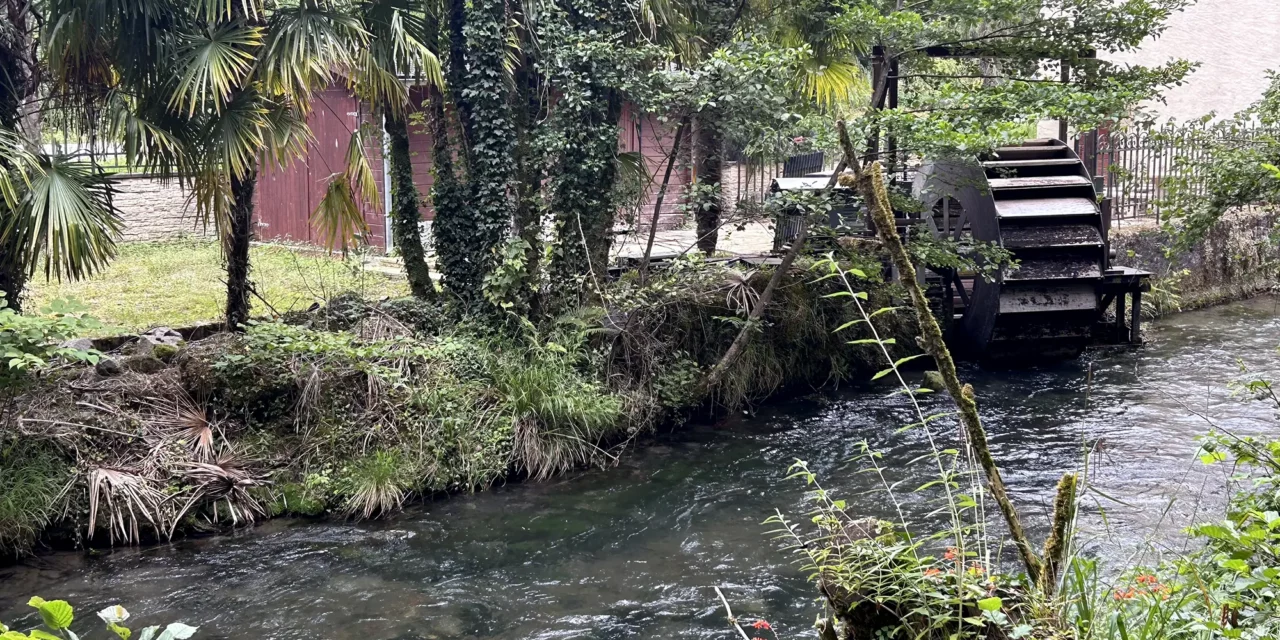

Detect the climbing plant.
xmin=541 ymin=0 xmax=650 ymax=302
xmin=432 ymin=0 xmax=517 ymax=305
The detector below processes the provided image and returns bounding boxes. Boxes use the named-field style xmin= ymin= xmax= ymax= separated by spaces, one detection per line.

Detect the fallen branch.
xmin=640 ymin=117 xmax=690 ymax=285
xmin=713 ymin=586 xmax=754 ymax=640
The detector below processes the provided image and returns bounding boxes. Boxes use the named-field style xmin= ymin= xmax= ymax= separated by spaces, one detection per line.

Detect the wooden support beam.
xmin=1115 ymin=292 xmax=1126 ymax=342
xmin=1130 ymin=291 xmax=1142 ymax=343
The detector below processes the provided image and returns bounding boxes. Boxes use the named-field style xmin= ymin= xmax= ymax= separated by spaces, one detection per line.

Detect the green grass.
xmin=26 ymin=240 xmax=409 ymax=332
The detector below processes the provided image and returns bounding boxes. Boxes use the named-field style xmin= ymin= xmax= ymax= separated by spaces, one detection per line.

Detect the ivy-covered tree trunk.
xmin=225 ymin=170 xmax=257 ymax=330
xmin=512 ymin=58 xmax=545 ymax=312
xmin=693 ymin=113 xmax=723 ymax=255
xmin=547 ymin=87 xmax=622 ymax=294
xmin=383 ymin=110 xmax=436 ymax=301
xmin=432 ymin=0 xmax=514 ymax=305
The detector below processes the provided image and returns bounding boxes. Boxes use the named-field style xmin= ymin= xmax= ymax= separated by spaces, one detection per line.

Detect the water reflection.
xmin=3 ymin=297 xmax=1279 ymax=639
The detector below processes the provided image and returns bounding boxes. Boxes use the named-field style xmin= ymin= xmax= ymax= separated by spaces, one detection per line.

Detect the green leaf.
xmin=156 ymin=623 xmax=198 ymax=640
xmin=28 ymin=598 xmax=73 ymax=631
xmin=977 ymin=596 xmax=1003 ymax=612
xmin=894 ymin=354 xmax=926 ymax=367
xmin=1200 ymin=450 xmax=1227 ymax=464
xmin=28 ymin=631 xmax=61 ymax=640
xmin=871 ymin=367 xmax=894 ymax=381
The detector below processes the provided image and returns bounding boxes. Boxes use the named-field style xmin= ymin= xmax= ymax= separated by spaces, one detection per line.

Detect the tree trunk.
xmin=225 ymin=170 xmax=257 ymax=330
xmin=0 ymin=260 xmax=27 ymax=312
xmin=693 ymin=114 xmax=723 ymax=255
xmin=0 ymin=0 xmax=35 ymax=311
xmin=383 ymin=110 xmax=437 ymax=301
xmin=512 ymin=57 xmax=544 ymax=313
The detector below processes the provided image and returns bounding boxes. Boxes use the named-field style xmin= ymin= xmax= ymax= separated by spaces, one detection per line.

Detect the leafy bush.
xmin=0 ymin=297 xmax=103 ymax=381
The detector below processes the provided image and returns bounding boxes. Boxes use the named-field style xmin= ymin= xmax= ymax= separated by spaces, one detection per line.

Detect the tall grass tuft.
xmin=491 ymin=346 xmax=625 ymax=480
xmin=340 ymin=450 xmax=413 ymax=520
xmin=0 ymin=443 xmax=70 ymax=554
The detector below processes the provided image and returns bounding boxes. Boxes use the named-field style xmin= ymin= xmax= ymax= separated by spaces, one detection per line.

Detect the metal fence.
xmin=43 ymin=137 xmax=147 ymax=174
xmin=1076 ymin=121 xmax=1280 ymax=221
xmin=725 ymin=149 xmax=835 ymax=205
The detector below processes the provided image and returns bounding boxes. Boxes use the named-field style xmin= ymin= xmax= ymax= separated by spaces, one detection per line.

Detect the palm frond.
xmin=310 ymin=129 xmax=376 ymax=252
xmin=143 ymin=391 xmax=222 ymax=462
xmin=170 ymin=23 xmax=264 ymax=117
xmin=194 ymin=0 xmax=263 ymax=23
xmin=1 ymin=156 xmax=123 ymax=282
xmin=259 ymin=3 xmax=367 ymax=106
xmin=260 ymin=97 xmax=312 ymax=168
xmin=798 ymin=58 xmax=870 ymax=109
xmin=345 ymin=129 xmax=381 ymax=210
xmin=171 ymin=454 xmax=268 ymax=532
xmin=103 ymin=91 xmax=189 ymax=179
xmin=0 ymin=129 xmax=39 ymax=209
xmin=352 ymin=2 xmax=443 ymax=111
xmin=312 ymin=179 xmax=366 ymax=253
xmin=86 ymin=466 xmax=169 ymax=546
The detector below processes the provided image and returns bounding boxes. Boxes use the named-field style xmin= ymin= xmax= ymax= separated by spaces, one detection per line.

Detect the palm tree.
xmin=45 ymin=0 xmax=371 ymax=328
xmin=349 ymin=0 xmax=443 ymax=301
xmin=0 ymin=0 xmax=124 ymax=312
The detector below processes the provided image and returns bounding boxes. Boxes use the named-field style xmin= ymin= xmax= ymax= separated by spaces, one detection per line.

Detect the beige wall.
xmin=1107 ymin=0 xmax=1280 ymax=122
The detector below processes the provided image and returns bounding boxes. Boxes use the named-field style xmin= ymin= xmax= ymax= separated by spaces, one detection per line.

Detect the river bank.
xmin=6 ymin=205 xmax=1280 ymax=560
xmin=3 ymin=296 xmax=1277 ymax=638
xmin=1112 ymin=207 xmax=1280 ymax=315
xmin=0 ymin=254 xmax=909 ymax=559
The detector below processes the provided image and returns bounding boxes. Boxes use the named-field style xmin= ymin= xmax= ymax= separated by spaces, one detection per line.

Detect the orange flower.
xmin=1136 ymin=574 xmax=1158 ymax=585
xmin=751 ymin=620 xmax=772 ymax=630
xmin=1114 ymin=588 xmax=1137 ymax=601
xmin=924 ymin=568 xmax=942 ymax=578
xmin=944 ymin=547 xmax=958 ymax=561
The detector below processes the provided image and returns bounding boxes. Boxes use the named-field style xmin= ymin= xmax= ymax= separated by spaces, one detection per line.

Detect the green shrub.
xmin=0 ymin=298 xmax=104 ymax=385
xmin=336 ymin=450 xmax=414 ymax=519
xmin=490 ymin=343 xmax=625 ymax=480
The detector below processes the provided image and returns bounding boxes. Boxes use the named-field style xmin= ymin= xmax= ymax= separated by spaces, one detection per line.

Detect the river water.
xmin=3 ymin=297 xmax=1280 ymax=639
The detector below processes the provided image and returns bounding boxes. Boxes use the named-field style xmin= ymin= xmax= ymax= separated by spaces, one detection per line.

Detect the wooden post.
xmin=1057 ymin=61 xmax=1070 ymax=142
xmin=1115 ymin=292 xmax=1126 ymax=341
xmin=1130 ymin=290 xmax=1142 ymax=343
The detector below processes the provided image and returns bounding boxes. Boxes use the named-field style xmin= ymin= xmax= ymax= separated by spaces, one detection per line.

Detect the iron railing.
xmin=1076 ymin=121 xmax=1280 ymax=221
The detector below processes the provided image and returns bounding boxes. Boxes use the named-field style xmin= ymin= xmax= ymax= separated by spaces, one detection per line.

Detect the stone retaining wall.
xmin=1111 ymin=208 xmax=1280 ymax=315
xmin=114 ymin=174 xmax=211 ymax=242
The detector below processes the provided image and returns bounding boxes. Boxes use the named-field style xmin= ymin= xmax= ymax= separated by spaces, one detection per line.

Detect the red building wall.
xmin=255 ymin=88 xmax=388 ymax=249
xmin=254 ymin=86 xmax=688 ymax=252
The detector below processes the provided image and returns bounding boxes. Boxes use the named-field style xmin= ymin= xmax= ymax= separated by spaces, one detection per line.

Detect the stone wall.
xmin=113 ymin=175 xmax=210 ymax=242
xmin=1111 ymin=208 xmax=1280 ymax=315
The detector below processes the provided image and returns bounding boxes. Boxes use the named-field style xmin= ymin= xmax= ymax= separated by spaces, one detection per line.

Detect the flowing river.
xmin=4 ymin=297 xmax=1280 ymax=639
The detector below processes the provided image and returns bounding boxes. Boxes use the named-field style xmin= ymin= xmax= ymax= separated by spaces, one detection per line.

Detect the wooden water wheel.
xmin=913 ymin=139 xmax=1108 ymax=359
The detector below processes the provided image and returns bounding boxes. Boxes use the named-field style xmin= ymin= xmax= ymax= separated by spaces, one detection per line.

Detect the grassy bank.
xmin=0 ymin=252 xmax=907 ymax=556
xmin=24 ymin=240 xmax=409 ymax=332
